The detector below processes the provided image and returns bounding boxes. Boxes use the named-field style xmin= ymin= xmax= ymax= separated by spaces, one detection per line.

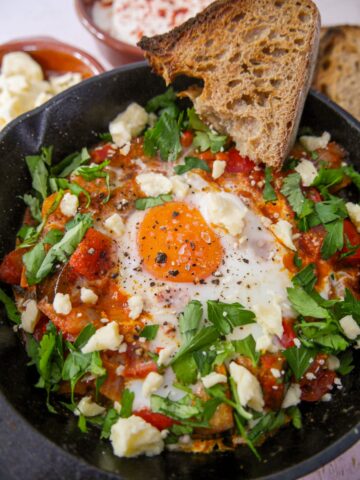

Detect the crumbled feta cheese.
xmin=212 ymin=160 xmax=226 ymax=180
xmin=21 ymin=299 xmax=40 ymax=333
xmin=339 ymin=315 xmax=360 ymax=340
xmin=110 ymin=415 xmax=164 ymax=457
xmin=60 ymin=192 xmax=79 ymax=217
xmin=157 ymin=345 xmax=176 ymax=367
xmin=305 ymin=372 xmax=316 ymax=381
xmin=282 ymin=383 xmax=301 ymax=408
xmin=128 ymin=295 xmax=143 ymax=320
xmin=321 ymin=393 xmax=332 ymax=402
xmin=201 ymin=372 xmax=227 ymax=389
xmin=300 ymin=131 xmax=330 ymax=151
xmin=2 ymin=52 xmax=44 ymax=82
xmin=326 ymin=355 xmax=340 ymax=371
xmin=255 ymin=333 xmax=276 ymax=352
xmin=75 ymin=396 xmax=105 ymax=417
xmin=295 ymin=159 xmax=318 ymax=187
xmin=253 ymin=296 xmax=283 ymax=338
xmin=142 ymin=372 xmax=164 ymax=398
xmin=104 ymin=213 xmax=125 ymax=236
xmin=80 ymin=287 xmax=98 ymax=305
xmin=229 ymin=362 xmax=264 ymax=412
xmin=270 ymin=368 xmax=281 ymax=378
xmin=293 ymin=338 xmax=301 ymax=348
xmin=81 ymin=321 xmax=123 ymax=353
xmin=346 ymin=202 xmax=360 ymax=233
xmin=170 ymin=175 xmax=189 ymax=200
xmin=136 ymin=172 xmax=172 ymax=197
xmin=53 ymin=293 xmax=72 ymax=315
xmin=109 ymin=103 xmax=149 ymax=152
xmin=205 ymin=192 xmax=248 ymax=237
xmin=270 ymin=220 xmax=296 ymax=251
xmin=49 ymin=72 xmax=82 ymax=94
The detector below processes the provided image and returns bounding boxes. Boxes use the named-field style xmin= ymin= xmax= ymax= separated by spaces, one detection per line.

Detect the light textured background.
xmin=0 ymin=0 xmax=359 ymax=479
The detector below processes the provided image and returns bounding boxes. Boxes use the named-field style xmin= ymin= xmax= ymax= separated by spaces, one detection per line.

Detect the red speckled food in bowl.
xmin=75 ymin=0 xmax=144 ymax=66
xmin=0 ymin=37 xmax=105 ymax=78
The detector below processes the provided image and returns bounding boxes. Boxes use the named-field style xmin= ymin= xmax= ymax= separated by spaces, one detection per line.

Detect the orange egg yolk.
xmin=138 ymin=202 xmax=223 ymax=283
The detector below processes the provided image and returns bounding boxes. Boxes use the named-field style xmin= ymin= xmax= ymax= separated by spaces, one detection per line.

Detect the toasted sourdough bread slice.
xmin=313 ymin=26 xmax=360 ymax=121
xmin=138 ymin=0 xmax=320 ymax=169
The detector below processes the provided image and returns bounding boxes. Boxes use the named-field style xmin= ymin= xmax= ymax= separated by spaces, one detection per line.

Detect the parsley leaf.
xmin=51 ymin=148 xmax=90 ymax=178
xmin=135 ymin=194 xmax=173 ymax=210
xmin=100 ymin=408 xmax=120 ymax=439
xmin=171 ymin=326 xmax=219 ymax=365
xmin=337 ymin=351 xmax=355 ymax=375
xmin=280 ymin=173 xmax=305 ymax=215
xmin=146 ymin=87 xmax=177 ymax=113
xmin=174 ymin=156 xmax=210 ymax=175
xmin=139 ymin=324 xmax=159 ymax=340
xmin=50 ymin=178 xmax=91 ymax=208
xmin=188 ymin=108 xmax=227 ymax=153
xmin=321 ymin=220 xmax=344 ymax=260
xmin=207 ymin=301 xmax=255 ymax=335
xmin=283 ymin=346 xmax=316 ymax=380
xmin=334 ymin=289 xmax=360 ymax=322
xmin=172 ymin=354 xmax=198 ymax=385
xmin=263 ymin=167 xmax=277 ymax=202
xmin=179 ymin=300 xmax=202 ymax=343
xmin=233 ymin=335 xmax=259 ymax=366
xmin=311 ymin=168 xmax=344 ymax=189
xmin=26 ymin=153 xmax=49 ymax=200
xmin=151 ymin=394 xmax=201 ymax=421
xmin=21 ymin=194 xmax=42 ymax=223
xmin=287 ymin=406 xmax=302 ymax=429
xmin=144 ymin=112 xmax=182 ymax=161
xmin=74 ymin=160 xmax=110 ymax=203
xmin=119 ymin=389 xmax=135 ymax=418
xmin=98 ymin=132 xmax=113 ymax=142
xmin=287 ymin=286 xmax=330 ymax=319
xmin=193 ymin=349 xmax=217 ymax=376
xmin=292 ymin=263 xmax=317 ymax=291
xmin=0 ymin=288 xmax=20 ymax=324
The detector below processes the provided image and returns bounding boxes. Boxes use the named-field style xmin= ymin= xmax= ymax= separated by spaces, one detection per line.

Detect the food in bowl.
xmin=92 ymin=0 xmax=213 ymax=46
xmin=0 ymin=88 xmax=360 ymax=459
xmin=0 ymin=51 xmax=83 ymax=130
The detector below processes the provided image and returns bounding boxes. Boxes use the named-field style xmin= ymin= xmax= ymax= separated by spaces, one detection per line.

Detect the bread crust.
xmin=139 ymin=0 xmax=320 ymax=169
xmin=313 ymin=25 xmax=360 ymax=121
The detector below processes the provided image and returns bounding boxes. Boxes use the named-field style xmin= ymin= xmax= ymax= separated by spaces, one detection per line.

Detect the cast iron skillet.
xmin=0 ymin=62 xmax=359 ymax=480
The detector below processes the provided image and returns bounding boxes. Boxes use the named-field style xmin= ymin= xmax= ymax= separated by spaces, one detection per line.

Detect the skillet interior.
xmin=0 ymin=62 xmax=359 ymax=480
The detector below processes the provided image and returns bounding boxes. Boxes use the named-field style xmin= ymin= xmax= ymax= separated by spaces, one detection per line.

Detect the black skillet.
xmin=0 ymin=62 xmax=359 ymax=480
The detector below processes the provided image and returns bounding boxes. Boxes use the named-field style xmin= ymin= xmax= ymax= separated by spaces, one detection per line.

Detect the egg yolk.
xmin=138 ymin=202 xmax=223 ymax=283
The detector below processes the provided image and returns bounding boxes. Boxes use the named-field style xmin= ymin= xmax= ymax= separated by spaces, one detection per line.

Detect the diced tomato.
xmin=341 ymin=219 xmax=360 ymax=264
xmin=69 ymin=228 xmax=114 ymax=280
xmin=134 ymin=409 xmax=175 ymax=430
xmin=180 ymin=130 xmax=194 ymax=148
xmin=316 ymin=142 xmax=345 ymax=169
xmin=225 ymin=148 xmax=255 ymax=174
xmin=306 ymin=187 xmax=322 ymax=203
xmin=32 ymin=315 xmax=49 ymax=342
xmin=300 ymin=354 xmax=336 ymax=402
xmin=259 ymin=353 xmax=286 ymax=410
xmin=123 ymin=359 xmax=158 ymax=379
xmin=0 ymin=249 xmax=25 ymax=285
xmin=90 ymin=143 xmax=115 ymax=164
xmin=198 ymin=150 xmax=215 ymax=161
xmin=280 ymin=319 xmax=296 ymax=348
xmin=298 ymin=225 xmax=326 ymax=263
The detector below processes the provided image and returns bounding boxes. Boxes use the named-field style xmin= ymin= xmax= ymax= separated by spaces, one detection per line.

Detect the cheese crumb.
xmin=21 ymin=299 xmax=40 ymax=333
xmin=201 ymin=372 xmax=227 ymax=389
xmin=60 ymin=192 xmax=79 ymax=217
xmin=300 ymin=131 xmax=330 ymax=151
xmin=110 ymin=415 xmax=164 ymax=457
xmin=253 ymin=296 xmax=283 ymax=338
xmin=53 ymin=293 xmax=72 ymax=315
xmin=205 ymin=192 xmax=248 ymax=237
xmin=295 ymin=159 xmax=318 ymax=187
xmin=212 ymin=160 xmax=226 ymax=180
xmin=282 ymin=383 xmax=301 ymax=408
xmin=2 ymin=52 xmax=44 ymax=82
xmin=346 ymin=202 xmax=360 ymax=233
xmin=270 ymin=219 xmax=296 ymax=251
xmin=128 ymin=295 xmax=143 ymax=320
xmin=142 ymin=372 xmax=164 ymax=398
xmin=109 ymin=103 xmax=149 ymax=152
xmin=270 ymin=368 xmax=281 ymax=378
xmin=104 ymin=213 xmax=125 ymax=236
xmin=339 ymin=315 xmax=360 ymax=340
xmin=157 ymin=345 xmax=176 ymax=367
xmin=170 ymin=175 xmax=189 ymax=200
xmin=81 ymin=321 xmax=123 ymax=353
xmin=136 ymin=172 xmax=172 ymax=197
xmin=80 ymin=287 xmax=98 ymax=305
xmin=229 ymin=362 xmax=264 ymax=412
xmin=326 ymin=355 xmax=340 ymax=371
xmin=75 ymin=396 xmax=105 ymax=417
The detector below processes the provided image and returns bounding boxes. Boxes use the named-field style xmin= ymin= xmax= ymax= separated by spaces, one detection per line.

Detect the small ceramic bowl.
xmin=74 ymin=0 xmax=144 ymax=66
xmin=0 ymin=36 xmax=105 ymax=78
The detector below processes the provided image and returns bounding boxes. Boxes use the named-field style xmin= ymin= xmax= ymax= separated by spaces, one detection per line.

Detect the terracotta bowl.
xmin=74 ymin=0 xmax=144 ymax=66
xmin=0 ymin=36 xmax=105 ymax=78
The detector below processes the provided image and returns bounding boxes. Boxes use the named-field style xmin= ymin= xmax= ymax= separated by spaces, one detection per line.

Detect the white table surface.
xmin=0 ymin=0 xmax=359 ymax=478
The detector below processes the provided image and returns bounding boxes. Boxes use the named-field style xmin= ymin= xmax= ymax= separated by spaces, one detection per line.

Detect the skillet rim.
xmin=0 ymin=60 xmax=359 ymax=480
